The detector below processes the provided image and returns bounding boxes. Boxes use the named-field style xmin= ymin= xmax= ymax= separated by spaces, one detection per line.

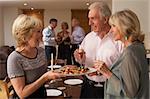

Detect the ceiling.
xmin=0 ymin=0 xmax=111 ymax=10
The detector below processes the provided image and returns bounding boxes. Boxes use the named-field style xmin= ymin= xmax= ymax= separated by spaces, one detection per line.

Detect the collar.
xmin=48 ymin=25 xmax=52 ymax=30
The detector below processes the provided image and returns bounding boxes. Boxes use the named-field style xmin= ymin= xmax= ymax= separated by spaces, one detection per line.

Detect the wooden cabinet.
xmin=71 ymin=9 xmax=90 ymax=34
xmin=21 ymin=9 xmax=44 ymax=27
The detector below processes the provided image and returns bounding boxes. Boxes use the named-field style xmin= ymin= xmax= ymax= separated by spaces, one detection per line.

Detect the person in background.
xmin=94 ymin=9 xmax=149 ymax=99
xmin=74 ymin=1 xmax=123 ymax=99
xmin=56 ymin=22 xmax=72 ymax=65
xmin=71 ymin=18 xmax=85 ymax=66
xmin=7 ymin=14 xmax=62 ymax=98
xmin=42 ymin=18 xmax=57 ymax=65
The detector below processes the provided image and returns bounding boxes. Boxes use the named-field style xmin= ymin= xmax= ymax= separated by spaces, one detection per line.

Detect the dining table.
xmin=45 ymin=76 xmax=83 ymax=99
xmin=46 ymin=64 xmax=97 ymax=99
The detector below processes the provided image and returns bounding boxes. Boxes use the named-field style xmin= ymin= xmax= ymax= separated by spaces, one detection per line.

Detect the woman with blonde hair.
xmin=7 ymin=14 xmax=62 ymax=98
xmin=94 ymin=9 xmax=149 ymax=99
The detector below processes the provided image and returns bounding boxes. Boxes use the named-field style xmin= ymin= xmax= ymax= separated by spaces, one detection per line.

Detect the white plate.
xmin=55 ymin=67 xmax=97 ymax=76
xmin=46 ymin=89 xmax=62 ymax=96
xmin=64 ymin=79 xmax=83 ymax=85
xmin=48 ymin=65 xmax=62 ymax=69
xmin=57 ymin=86 xmax=66 ymax=90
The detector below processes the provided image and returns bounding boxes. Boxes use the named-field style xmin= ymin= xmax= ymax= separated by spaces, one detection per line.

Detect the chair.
xmin=0 ymin=52 xmax=7 ymax=80
xmin=0 ymin=77 xmax=14 ymax=99
xmin=0 ymin=45 xmax=15 ymax=80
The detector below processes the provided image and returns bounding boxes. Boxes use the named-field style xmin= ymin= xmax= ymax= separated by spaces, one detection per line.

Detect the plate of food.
xmin=54 ymin=65 xmax=96 ymax=76
xmin=64 ymin=79 xmax=83 ymax=85
xmin=46 ymin=89 xmax=62 ymax=96
xmin=48 ymin=65 xmax=62 ymax=69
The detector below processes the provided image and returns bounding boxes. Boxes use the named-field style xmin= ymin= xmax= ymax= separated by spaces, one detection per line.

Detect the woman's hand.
xmin=44 ymin=71 xmax=63 ymax=82
xmin=94 ymin=60 xmax=112 ymax=79
xmin=74 ymin=49 xmax=86 ymax=64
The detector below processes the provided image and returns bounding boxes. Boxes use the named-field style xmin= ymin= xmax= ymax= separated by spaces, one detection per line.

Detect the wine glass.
xmin=57 ymin=86 xmax=67 ymax=97
xmin=94 ymin=72 xmax=103 ymax=87
xmin=78 ymin=45 xmax=84 ymax=67
xmin=78 ymin=51 xmax=84 ymax=67
xmin=94 ymin=57 xmax=103 ymax=87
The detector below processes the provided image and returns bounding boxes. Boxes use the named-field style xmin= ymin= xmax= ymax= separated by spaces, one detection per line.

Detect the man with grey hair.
xmin=74 ymin=1 xmax=123 ymax=98
xmin=71 ymin=18 xmax=85 ymax=66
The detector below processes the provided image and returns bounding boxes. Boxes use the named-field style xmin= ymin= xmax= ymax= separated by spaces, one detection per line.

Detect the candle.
xmin=51 ymin=53 xmax=53 ymax=71
xmin=55 ymin=45 xmax=58 ymax=62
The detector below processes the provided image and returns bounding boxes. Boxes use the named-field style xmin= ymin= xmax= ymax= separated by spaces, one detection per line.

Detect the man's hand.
xmin=74 ymin=49 xmax=86 ymax=64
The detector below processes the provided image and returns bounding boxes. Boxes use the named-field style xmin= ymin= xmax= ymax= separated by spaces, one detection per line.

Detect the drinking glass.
xmin=78 ymin=45 xmax=85 ymax=67
xmin=78 ymin=51 xmax=84 ymax=67
xmin=94 ymin=72 xmax=103 ymax=87
xmin=94 ymin=57 xmax=103 ymax=87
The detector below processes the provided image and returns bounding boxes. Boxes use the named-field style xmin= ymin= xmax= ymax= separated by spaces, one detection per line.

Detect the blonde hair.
xmin=109 ymin=9 xmax=144 ymax=42
xmin=12 ymin=14 xmax=43 ymax=47
xmin=88 ymin=1 xmax=111 ymax=18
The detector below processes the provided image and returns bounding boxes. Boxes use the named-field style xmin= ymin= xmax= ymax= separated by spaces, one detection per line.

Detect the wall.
xmin=0 ymin=7 xmax=4 ymax=46
xmin=3 ymin=7 xmax=18 ymax=47
xmin=2 ymin=8 xmax=72 ymax=46
xmin=2 ymin=0 xmax=149 ymax=47
xmin=112 ymin=0 xmax=150 ymax=49
xmin=149 ymin=0 xmax=150 ymax=32
xmin=145 ymin=0 xmax=150 ymax=50
xmin=147 ymin=0 xmax=150 ymax=49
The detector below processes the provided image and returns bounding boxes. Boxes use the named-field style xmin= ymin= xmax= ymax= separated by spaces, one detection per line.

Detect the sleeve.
xmin=80 ymin=37 xmax=85 ymax=49
xmin=74 ymin=28 xmax=85 ymax=43
xmin=42 ymin=28 xmax=53 ymax=42
xmin=120 ymin=51 xmax=139 ymax=97
xmin=106 ymin=50 xmax=140 ymax=97
xmin=7 ymin=53 xmax=24 ymax=79
xmin=106 ymin=74 xmax=122 ymax=96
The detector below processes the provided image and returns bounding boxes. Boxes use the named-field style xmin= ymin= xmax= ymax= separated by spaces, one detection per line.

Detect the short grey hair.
xmin=88 ymin=1 xmax=111 ymax=18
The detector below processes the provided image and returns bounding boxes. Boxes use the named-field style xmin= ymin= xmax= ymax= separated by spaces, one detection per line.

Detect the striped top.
xmin=7 ymin=47 xmax=47 ymax=84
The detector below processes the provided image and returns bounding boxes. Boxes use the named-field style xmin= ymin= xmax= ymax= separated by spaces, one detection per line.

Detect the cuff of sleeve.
xmin=9 ymin=74 xmax=24 ymax=79
xmin=106 ymin=74 xmax=121 ymax=96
